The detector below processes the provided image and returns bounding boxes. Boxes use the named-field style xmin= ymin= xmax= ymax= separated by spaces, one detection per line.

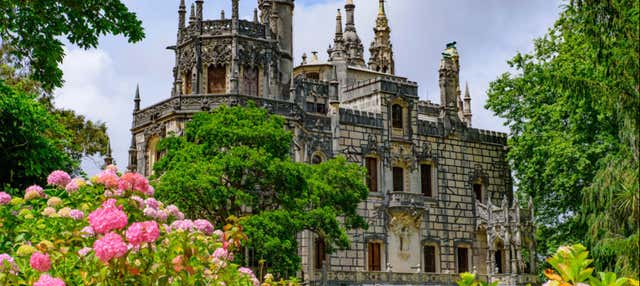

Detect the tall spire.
xmin=368 ymin=0 xmax=394 ymax=74
xmin=189 ymin=4 xmax=196 ymax=24
xmin=328 ymin=9 xmax=345 ymax=61
xmin=195 ymin=0 xmax=204 ymax=20
xmin=335 ymin=9 xmax=343 ymax=36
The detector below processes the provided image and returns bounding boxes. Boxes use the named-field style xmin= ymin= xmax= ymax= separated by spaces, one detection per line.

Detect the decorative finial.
xmin=253 ymin=8 xmax=259 ymax=23
xmin=464 ymin=81 xmax=471 ymax=99
xmin=189 ymin=4 xmax=196 ymax=22
xmin=378 ymin=0 xmax=386 ymax=16
xmin=221 ymin=10 xmax=225 ymax=19
xmin=231 ymin=0 xmax=239 ymax=20
xmin=104 ymin=137 xmax=113 ymax=167
xmin=179 ymin=0 xmax=186 ymax=10
xmin=301 ymin=53 xmax=307 ymax=65
xmin=346 ymin=0 xmax=354 ymax=5
xmin=311 ymin=51 xmax=319 ymax=63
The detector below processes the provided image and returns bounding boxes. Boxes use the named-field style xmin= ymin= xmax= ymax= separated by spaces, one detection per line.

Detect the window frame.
xmin=456 ymin=246 xmax=471 ymax=273
xmin=423 ymin=243 xmax=439 ymax=273
xmin=391 ymin=104 xmax=403 ymax=129
xmin=392 ymin=166 xmax=404 ymax=192
xmin=365 ymin=157 xmax=379 ymax=193
xmin=367 ymin=241 xmax=382 ymax=272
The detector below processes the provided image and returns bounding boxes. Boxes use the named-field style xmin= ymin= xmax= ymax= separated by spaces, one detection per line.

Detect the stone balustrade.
xmin=387 ymin=192 xmax=426 ymax=210
xmin=309 ymin=270 xmax=538 ymax=286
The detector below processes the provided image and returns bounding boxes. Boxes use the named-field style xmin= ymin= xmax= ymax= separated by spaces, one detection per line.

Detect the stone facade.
xmin=128 ymin=1 xmax=537 ymax=285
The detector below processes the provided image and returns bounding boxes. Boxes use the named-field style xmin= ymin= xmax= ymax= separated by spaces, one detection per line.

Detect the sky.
xmin=52 ymin=0 xmax=560 ymax=174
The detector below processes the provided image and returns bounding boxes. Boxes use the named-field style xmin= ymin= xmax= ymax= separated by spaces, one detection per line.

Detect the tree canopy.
xmin=0 ymin=0 xmax=144 ymax=91
xmin=486 ymin=0 xmax=638 ymax=276
xmin=153 ymin=104 xmax=369 ymax=276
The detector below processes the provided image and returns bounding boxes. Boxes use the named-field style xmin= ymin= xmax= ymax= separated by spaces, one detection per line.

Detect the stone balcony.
xmin=387 ymin=192 xmax=426 ymax=210
xmin=309 ymin=270 xmax=537 ymax=286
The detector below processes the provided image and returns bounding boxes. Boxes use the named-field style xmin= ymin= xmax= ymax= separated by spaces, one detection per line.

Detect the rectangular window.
xmin=208 ymin=65 xmax=227 ymax=94
xmin=184 ymin=72 xmax=192 ymax=95
xmin=457 ymin=247 xmax=469 ymax=273
xmin=314 ymin=238 xmax=326 ymax=269
xmin=421 ymin=164 xmax=433 ymax=197
xmin=306 ymin=102 xmax=315 ymax=112
xmin=368 ymin=242 xmax=381 ymax=271
xmin=365 ymin=158 xmax=378 ymax=192
xmin=473 ymin=183 xmax=482 ymax=202
xmin=392 ymin=167 xmax=404 ymax=192
xmin=316 ymin=103 xmax=327 ymax=114
xmin=424 ymin=245 xmax=436 ymax=273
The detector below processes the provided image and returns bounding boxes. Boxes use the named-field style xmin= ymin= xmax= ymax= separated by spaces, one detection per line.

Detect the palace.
xmin=127 ymin=0 xmax=537 ymax=285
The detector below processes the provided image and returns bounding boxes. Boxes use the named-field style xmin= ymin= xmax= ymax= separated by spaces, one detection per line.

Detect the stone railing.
xmin=387 ymin=192 xmax=426 ymax=209
xmin=475 ymin=200 xmax=534 ymax=227
xmin=132 ymin=94 xmax=300 ymax=129
xmin=309 ymin=271 xmax=537 ymax=286
xmin=180 ymin=20 xmax=266 ymax=42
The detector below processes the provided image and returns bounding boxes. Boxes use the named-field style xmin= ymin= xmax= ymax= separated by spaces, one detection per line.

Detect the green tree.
xmin=0 ymin=81 xmax=74 ymax=192
xmin=0 ymin=0 xmax=144 ymax=91
xmin=485 ymin=0 xmax=638 ymax=277
xmin=153 ymin=104 xmax=369 ymax=277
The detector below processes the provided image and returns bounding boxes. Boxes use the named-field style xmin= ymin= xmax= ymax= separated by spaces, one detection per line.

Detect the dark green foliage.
xmin=0 ymin=81 xmax=75 ymax=192
xmin=486 ymin=0 xmax=638 ymax=277
xmin=153 ymin=104 xmax=369 ymax=277
xmin=0 ymin=0 xmax=144 ymax=91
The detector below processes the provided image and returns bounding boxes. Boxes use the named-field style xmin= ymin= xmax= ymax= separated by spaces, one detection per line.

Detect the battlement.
xmin=339 ymin=108 xmax=383 ymax=128
xmin=179 ymin=19 xmax=267 ymax=43
xmin=342 ymin=76 xmax=418 ymax=104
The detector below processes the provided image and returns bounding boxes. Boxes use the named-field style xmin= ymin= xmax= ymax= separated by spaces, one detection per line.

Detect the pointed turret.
xmin=188 ymin=4 xmax=196 ymax=24
xmin=439 ymin=42 xmax=460 ymax=115
xmin=103 ymin=137 xmax=114 ymax=167
xmin=463 ymin=82 xmax=472 ymax=127
xmin=342 ymin=0 xmax=365 ymax=67
xmin=195 ymin=0 xmax=203 ymax=20
xmin=368 ymin=0 xmax=395 ymax=74
xmin=328 ymin=9 xmax=345 ymax=61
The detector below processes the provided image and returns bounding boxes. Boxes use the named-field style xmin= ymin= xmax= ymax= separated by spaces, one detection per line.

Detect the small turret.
xmin=195 ymin=0 xmax=203 ymax=20
xmin=178 ymin=0 xmax=186 ymax=29
xmin=221 ymin=10 xmax=225 ymax=20
xmin=103 ymin=137 xmax=114 ymax=167
xmin=342 ymin=0 xmax=365 ymax=67
xmin=328 ymin=9 xmax=345 ymax=61
xmin=188 ymin=4 xmax=196 ymax=24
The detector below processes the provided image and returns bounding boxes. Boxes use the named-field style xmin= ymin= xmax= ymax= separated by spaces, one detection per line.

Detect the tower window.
xmin=421 ymin=164 xmax=433 ymax=197
xmin=473 ymin=183 xmax=482 ymax=202
xmin=424 ymin=245 xmax=436 ymax=273
xmin=311 ymin=154 xmax=323 ymax=164
xmin=208 ymin=65 xmax=226 ymax=94
xmin=367 ymin=242 xmax=381 ymax=271
xmin=391 ymin=104 xmax=403 ymax=128
xmin=365 ymin=157 xmax=378 ymax=193
xmin=392 ymin=167 xmax=404 ymax=192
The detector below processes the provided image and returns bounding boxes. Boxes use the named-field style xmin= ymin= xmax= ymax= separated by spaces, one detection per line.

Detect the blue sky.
xmin=52 ymin=0 xmax=560 ymax=174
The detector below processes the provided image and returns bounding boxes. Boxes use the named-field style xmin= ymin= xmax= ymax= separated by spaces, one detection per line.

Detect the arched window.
xmin=391 ymin=104 xmax=403 ymax=129
xmin=207 ymin=65 xmax=226 ymax=94
xmin=473 ymin=182 xmax=483 ymax=202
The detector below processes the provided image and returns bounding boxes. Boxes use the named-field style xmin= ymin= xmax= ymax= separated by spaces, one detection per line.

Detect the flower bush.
xmin=0 ymin=167 xmax=274 ymax=285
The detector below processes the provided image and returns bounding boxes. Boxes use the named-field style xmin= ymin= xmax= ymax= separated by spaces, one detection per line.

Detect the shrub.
xmin=0 ymin=166 xmax=268 ymax=285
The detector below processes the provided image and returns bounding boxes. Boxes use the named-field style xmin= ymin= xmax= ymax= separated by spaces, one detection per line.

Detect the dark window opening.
xmin=392 ymin=104 xmax=403 ymax=128
xmin=457 ymin=247 xmax=469 ymax=273
xmin=184 ymin=72 xmax=192 ymax=95
xmin=421 ymin=164 xmax=433 ymax=197
xmin=311 ymin=155 xmax=323 ymax=164
xmin=424 ymin=245 xmax=436 ymax=273
xmin=473 ymin=183 xmax=482 ymax=202
xmin=365 ymin=157 xmax=378 ymax=192
xmin=316 ymin=103 xmax=327 ymax=114
xmin=208 ymin=65 xmax=227 ymax=94
xmin=314 ymin=237 xmax=326 ymax=269
xmin=392 ymin=167 xmax=404 ymax=192
xmin=368 ymin=242 xmax=381 ymax=271
xmin=495 ymin=249 xmax=503 ymax=273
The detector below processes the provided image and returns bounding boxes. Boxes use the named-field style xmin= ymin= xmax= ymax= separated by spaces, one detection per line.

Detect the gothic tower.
xmin=342 ymin=0 xmax=366 ymax=67
xmin=368 ymin=0 xmax=394 ymax=74
xmin=259 ymin=0 xmax=295 ymax=98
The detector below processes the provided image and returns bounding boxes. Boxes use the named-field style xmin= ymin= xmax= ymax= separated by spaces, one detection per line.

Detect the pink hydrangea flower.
xmin=105 ymin=164 xmax=118 ymax=173
xmin=0 ymin=192 xmax=11 ymax=205
xmin=0 ymin=253 xmax=19 ymax=274
xmin=47 ymin=170 xmax=71 ymax=188
xmin=212 ymin=247 xmax=233 ymax=260
xmin=144 ymin=198 xmax=160 ymax=209
xmin=88 ymin=199 xmax=128 ymax=234
xmin=97 ymin=170 xmax=119 ymax=189
xmin=165 ymin=205 xmax=184 ymax=219
xmin=26 ymin=185 xmax=44 ymax=196
xmin=34 ymin=274 xmax=65 ymax=286
xmin=30 ymin=252 xmax=51 ymax=272
xmin=130 ymin=196 xmax=145 ymax=209
xmin=194 ymin=219 xmax=214 ymax=235
xmin=126 ymin=221 xmax=160 ymax=246
xmin=65 ymin=180 xmax=79 ymax=193
xmin=118 ymin=172 xmax=152 ymax=195
xmin=69 ymin=209 xmax=84 ymax=220
xmin=81 ymin=226 xmax=95 ymax=238
xmin=24 ymin=185 xmax=45 ymax=200
xmin=238 ymin=267 xmax=260 ymax=286
xmin=169 ymin=219 xmax=194 ymax=232
xmin=156 ymin=210 xmax=168 ymax=222
xmin=143 ymin=207 xmax=157 ymax=219
xmin=77 ymin=247 xmax=92 ymax=257
xmin=93 ymin=232 xmax=128 ymax=263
